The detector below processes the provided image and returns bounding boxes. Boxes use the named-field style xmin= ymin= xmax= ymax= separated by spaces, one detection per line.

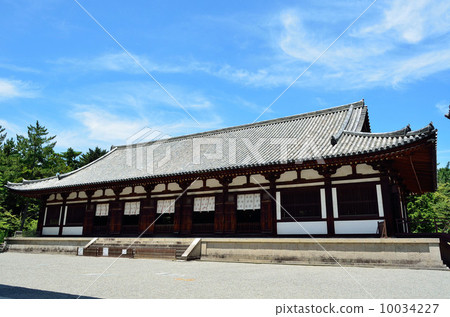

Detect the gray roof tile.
xmin=6 ymin=101 xmax=436 ymax=192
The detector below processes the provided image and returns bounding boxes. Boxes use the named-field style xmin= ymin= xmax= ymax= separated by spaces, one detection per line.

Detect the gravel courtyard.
xmin=0 ymin=252 xmax=448 ymax=299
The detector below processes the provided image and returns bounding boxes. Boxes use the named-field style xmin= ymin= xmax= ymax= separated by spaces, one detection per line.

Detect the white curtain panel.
xmin=157 ymin=199 xmax=175 ymax=214
xmin=124 ymin=201 xmax=140 ymax=215
xmin=237 ymin=194 xmax=261 ymax=211
xmin=95 ymin=203 xmax=109 ymax=216
xmin=194 ymin=196 xmax=215 ymax=212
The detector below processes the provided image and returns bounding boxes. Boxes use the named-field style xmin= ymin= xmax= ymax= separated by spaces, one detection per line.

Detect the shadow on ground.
xmin=0 ymin=284 xmax=97 ymax=299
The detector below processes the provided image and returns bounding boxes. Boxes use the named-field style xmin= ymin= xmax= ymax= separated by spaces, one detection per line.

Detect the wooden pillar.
xmin=173 ymin=200 xmax=182 ymax=235
xmin=324 ymin=176 xmax=335 ymax=235
xmin=58 ymin=193 xmax=69 ymax=236
xmin=218 ymin=177 xmax=235 ymax=234
xmin=109 ymin=187 xmax=124 ymax=235
xmin=214 ymin=192 xmax=225 ymax=234
xmin=82 ymin=190 xmax=95 ymax=236
xmin=36 ymin=195 xmax=49 ymax=237
xmin=173 ymin=181 xmax=191 ymax=234
xmin=380 ymin=174 xmax=395 ymax=236
xmin=370 ymin=161 xmax=396 ymax=236
xmin=316 ymin=166 xmax=337 ymax=236
xmin=180 ymin=195 xmax=193 ymax=235
xmin=262 ymin=173 xmax=280 ymax=235
xmin=139 ymin=184 xmax=156 ymax=235
xmin=173 ymin=182 xmax=189 ymax=234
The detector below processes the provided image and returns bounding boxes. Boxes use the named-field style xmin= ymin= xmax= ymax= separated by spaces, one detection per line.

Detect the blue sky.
xmin=0 ymin=0 xmax=449 ymax=165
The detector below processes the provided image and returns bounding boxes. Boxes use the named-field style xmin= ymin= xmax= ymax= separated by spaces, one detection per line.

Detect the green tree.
xmin=79 ymin=146 xmax=107 ymax=167
xmin=61 ymin=147 xmax=82 ymax=170
xmin=16 ymin=121 xmax=63 ymax=180
xmin=0 ymin=125 xmax=6 ymax=146
xmin=0 ymin=122 xmax=69 ymax=234
xmin=407 ymin=162 xmax=450 ymax=233
xmin=438 ymin=162 xmax=450 ymax=184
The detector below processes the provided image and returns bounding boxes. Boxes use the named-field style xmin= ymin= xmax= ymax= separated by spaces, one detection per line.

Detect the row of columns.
xmin=36 ymin=162 xmax=403 ymax=237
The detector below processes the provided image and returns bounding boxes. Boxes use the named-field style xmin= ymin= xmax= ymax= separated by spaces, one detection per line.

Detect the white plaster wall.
xmin=250 ymin=174 xmax=268 ymax=184
xmin=153 ymin=184 xmax=165 ymax=193
xmin=62 ymin=226 xmax=83 ymax=236
xmin=332 ymin=177 xmax=380 ymax=185
xmin=105 ymin=189 xmax=115 ymax=196
xmin=206 ymin=179 xmax=221 ymax=188
xmin=356 ymin=163 xmax=377 ymax=174
xmin=277 ymin=221 xmax=327 ymax=235
xmin=121 ymin=187 xmax=133 ymax=195
xmin=189 ymin=180 xmax=203 ymax=189
xmin=230 ymin=176 xmax=247 ymax=186
xmin=301 ymin=169 xmax=323 ymax=180
xmin=332 ymin=165 xmax=352 ymax=178
xmin=67 ymin=192 xmax=77 ymax=200
xmin=277 ymin=171 xmax=297 ymax=182
xmin=92 ymin=190 xmax=103 ymax=198
xmin=134 ymin=186 xmax=146 ymax=194
xmin=168 ymin=183 xmax=182 ymax=191
xmin=334 ymin=220 xmax=380 ymax=234
xmin=42 ymin=227 xmax=59 ymax=236
xmin=47 ymin=194 xmax=55 ymax=201
xmin=277 ymin=182 xmax=324 ymax=189
xmin=78 ymin=191 xmax=88 ymax=199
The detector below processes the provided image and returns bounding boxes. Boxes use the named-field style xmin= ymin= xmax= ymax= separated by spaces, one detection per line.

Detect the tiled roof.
xmin=6 ymin=100 xmax=436 ymax=192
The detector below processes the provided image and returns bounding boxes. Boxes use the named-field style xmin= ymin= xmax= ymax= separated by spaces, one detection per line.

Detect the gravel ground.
xmin=0 ymin=252 xmax=448 ymax=299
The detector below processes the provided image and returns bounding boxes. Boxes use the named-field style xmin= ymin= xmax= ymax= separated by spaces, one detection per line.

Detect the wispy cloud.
xmin=73 ymin=106 xmax=147 ymax=144
xmin=52 ymin=80 xmax=225 ymax=151
xmin=51 ymin=52 xmax=211 ymax=75
xmin=0 ymin=63 xmax=40 ymax=73
xmin=48 ymin=1 xmax=450 ymax=92
xmin=0 ymin=119 xmax=22 ymax=137
xmin=0 ymin=78 xmax=39 ymax=101
xmin=275 ymin=0 xmax=450 ymax=89
xmin=201 ymin=0 xmax=450 ymax=89
xmin=357 ymin=0 xmax=450 ymax=44
xmin=55 ymin=104 xmax=224 ymax=151
xmin=436 ymin=101 xmax=449 ymax=115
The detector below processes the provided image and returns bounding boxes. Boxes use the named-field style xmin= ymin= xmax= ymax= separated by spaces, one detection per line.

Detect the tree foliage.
xmin=407 ymin=163 xmax=450 ymax=233
xmin=0 ymin=123 xmax=107 ymax=241
xmin=79 ymin=146 xmax=108 ymax=166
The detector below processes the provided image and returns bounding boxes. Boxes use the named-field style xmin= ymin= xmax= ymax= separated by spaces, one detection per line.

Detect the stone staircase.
xmin=81 ymin=238 xmax=194 ymax=260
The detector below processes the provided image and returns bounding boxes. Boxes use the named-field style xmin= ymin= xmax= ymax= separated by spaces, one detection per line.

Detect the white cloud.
xmin=0 ymin=63 xmax=40 ymax=73
xmin=0 ymin=119 xmax=22 ymax=137
xmin=205 ymin=1 xmax=450 ymax=89
xmin=52 ymin=52 xmax=209 ymax=75
xmin=73 ymin=107 xmax=148 ymax=144
xmin=55 ymin=105 xmax=224 ymax=151
xmin=436 ymin=102 xmax=449 ymax=115
xmin=0 ymin=78 xmax=39 ymax=101
xmin=52 ymin=79 xmax=225 ymax=151
xmin=358 ymin=0 xmax=450 ymax=44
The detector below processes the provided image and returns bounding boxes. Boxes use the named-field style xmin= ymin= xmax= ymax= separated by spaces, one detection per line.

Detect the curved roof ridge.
xmin=355 ymin=103 xmax=370 ymax=132
xmin=114 ymin=100 xmax=365 ymax=149
xmin=7 ymin=177 xmax=56 ymax=186
xmin=341 ymin=123 xmax=435 ymax=138
xmin=330 ymin=104 xmax=355 ymax=145
xmin=341 ymin=125 xmax=416 ymax=137
xmin=6 ymin=147 xmax=119 ymax=188
xmin=406 ymin=123 xmax=435 ymax=136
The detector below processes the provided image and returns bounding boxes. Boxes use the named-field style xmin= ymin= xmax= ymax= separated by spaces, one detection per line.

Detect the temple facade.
xmin=6 ymin=101 xmax=437 ymax=237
